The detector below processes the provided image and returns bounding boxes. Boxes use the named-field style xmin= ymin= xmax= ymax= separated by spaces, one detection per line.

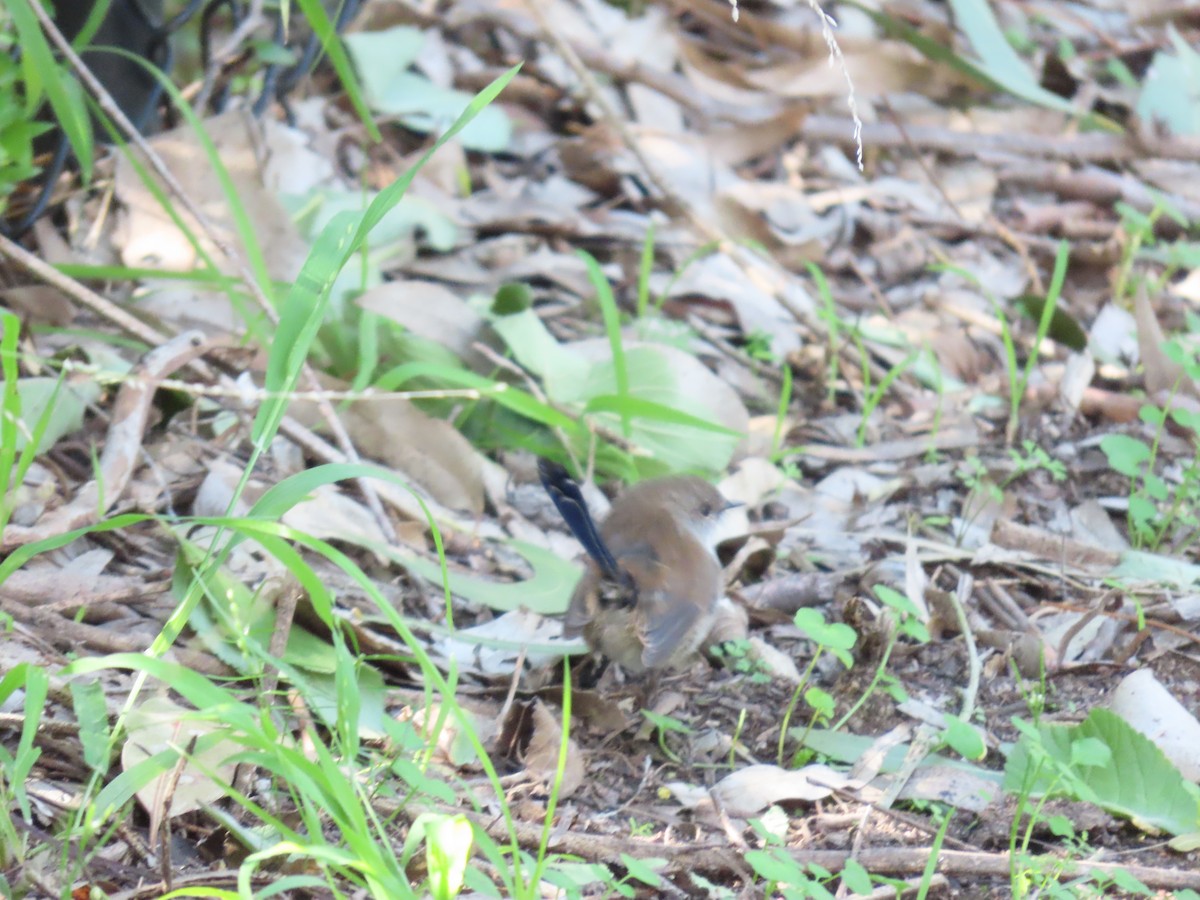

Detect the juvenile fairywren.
xmin=539 ymin=459 xmax=734 ymax=674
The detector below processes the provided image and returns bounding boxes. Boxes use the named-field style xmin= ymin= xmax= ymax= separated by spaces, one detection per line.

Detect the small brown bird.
xmin=539 ymin=460 xmax=734 ymax=674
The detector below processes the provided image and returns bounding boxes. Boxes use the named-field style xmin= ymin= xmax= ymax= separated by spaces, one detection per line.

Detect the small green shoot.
xmin=640 ymin=709 xmax=692 ymax=764
xmin=1098 ymin=341 xmax=1200 ymax=551
xmin=710 ymin=639 xmax=773 ymax=684
xmin=857 ymin=350 xmax=918 ymax=448
xmin=771 ymin=361 xmax=794 ymax=460
xmin=778 ymin=609 xmax=857 ymax=765
xmin=744 ymin=329 xmax=777 ymax=363
xmin=831 ymin=585 xmax=931 ymax=733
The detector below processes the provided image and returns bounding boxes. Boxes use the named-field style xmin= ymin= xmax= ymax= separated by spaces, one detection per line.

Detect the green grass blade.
xmin=8 ymin=0 xmax=94 ymax=179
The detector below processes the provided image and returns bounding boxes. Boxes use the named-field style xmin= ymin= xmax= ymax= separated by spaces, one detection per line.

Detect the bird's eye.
xmin=699 ymin=502 xmax=714 ymax=517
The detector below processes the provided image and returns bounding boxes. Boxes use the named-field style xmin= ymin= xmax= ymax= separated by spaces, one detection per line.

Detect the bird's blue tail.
xmin=537 ymin=459 xmax=621 ymax=580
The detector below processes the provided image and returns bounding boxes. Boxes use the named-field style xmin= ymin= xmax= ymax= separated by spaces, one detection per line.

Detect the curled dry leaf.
xmin=706 ymin=596 xmax=749 ymax=646
xmin=1108 ymin=669 xmax=1200 ymax=783
xmin=1133 ymin=283 xmax=1196 ymax=398
xmin=496 ymin=698 xmax=583 ymax=797
xmin=743 ymin=636 xmax=802 ymax=684
xmin=709 ymin=763 xmax=849 ymax=818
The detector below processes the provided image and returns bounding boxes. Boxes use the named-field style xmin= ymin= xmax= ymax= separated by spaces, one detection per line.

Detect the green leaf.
xmin=1003 ymin=708 xmax=1200 ymax=836
xmin=640 ymin=709 xmax=691 ymax=734
xmin=942 ymin=714 xmax=987 ymax=761
xmin=392 ymin=540 xmax=582 ymax=615
xmin=1136 ymin=29 xmax=1200 ymax=137
xmin=745 ymin=848 xmax=808 ymax=885
xmin=7 ymin=0 xmax=94 ymax=179
xmin=70 ymin=678 xmax=113 ymax=774
xmin=3 ymin=376 xmax=100 ymax=454
xmin=583 ymin=394 xmax=742 ymax=436
xmin=426 ymin=814 xmax=473 ymax=900
xmin=619 ymin=854 xmax=666 ymax=888
xmin=485 ymin=306 xmax=590 ymax=386
xmin=793 ymin=608 xmax=857 ymax=651
xmin=255 ymin=64 xmax=520 ymax=448
xmin=840 ymin=859 xmax=874 ymax=894
xmin=1099 ymin=434 xmax=1151 ymax=478
xmin=344 ymin=26 xmax=512 ymax=152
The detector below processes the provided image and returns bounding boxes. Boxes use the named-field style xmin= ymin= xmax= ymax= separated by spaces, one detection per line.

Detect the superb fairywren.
xmin=539 ymin=459 xmax=735 ymax=674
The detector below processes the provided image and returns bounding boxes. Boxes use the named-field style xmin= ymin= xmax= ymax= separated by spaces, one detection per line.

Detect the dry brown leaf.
xmin=1133 ymin=283 xmax=1196 ymax=397
xmin=113 ymin=111 xmax=308 ymax=335
xmin=496 ymin=698 xmax=584 ymax=797
xmin=121 ymin=694 xmax=240 ymax=848
xmin=740 ymin=46 xmax=947 ymax=100
xmin=291 ymin=394 xmax=485 ymax=514
xmin=356 ymin=280 xmax=495 ymax=372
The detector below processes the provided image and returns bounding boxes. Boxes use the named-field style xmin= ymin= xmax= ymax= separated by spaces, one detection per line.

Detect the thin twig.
xmin=947 ymin=572 xmax=980 ymax=720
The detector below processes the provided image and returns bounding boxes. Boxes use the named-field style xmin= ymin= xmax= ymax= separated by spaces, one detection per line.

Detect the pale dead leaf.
xmin=1175 ymin=268 xmax=1200 ymax=304
xmin=115 ymin=110 xmax=307 ymax=279
xmin=410 ymin=702 xmax=497 ymax=768
xmin=1069 ymin=501 xmax=1129 ymax=552
xmin=1133 ymin=283 xmax=1194 ymax=396
xmin=1108 ymin=669 xmax=1200 ymax=783
xmin=714 ymin=181 xmax=829 ymax=268
xmin=706 ymin=595 xmax=749 ymax=646
xmin=740 ymin=46 xmax=967 ymax=100
xmin=259 ymin=115 xmax=336 ymax=196
xmin=1089 ymin=304 xmax=1138 ymax=368
xmin=113 ymin=111 xmax=308 ymax=335
xmin=434 ymin=608 xmax=573 ymax=678
xmin=1033 ymin=610 xmax=1119 ymax=665
xmin=710 ymin=763 xmax=849 ymax=817
xmin=283 ymin=484 xmax=390 ymax=549
xmin=745 ymin=636 xmax=802 ymax=684
xmin=893 ymin=765 xmax=1001 ymax=812
xmin=1058 ymin=352 xmax=1096 ymax=412
xmin=664 ymin=253 xmax=804 ymax=355
xmin=518 ymin=699 xmax=584 ymax=797
xmin=356 ymin=280 xmax=495 ymax=371
xmin=192 ymin=458 xmax=256 ymax=518
xmin=122 ymin=695 xmax=240 ymax=847
xmin=706 ymin=107 xmax=807 ymax=167
xmin=720 ymin=457 xmax=786 ymax=506
xmin=292 ymin=395 xmax=485 ymax=514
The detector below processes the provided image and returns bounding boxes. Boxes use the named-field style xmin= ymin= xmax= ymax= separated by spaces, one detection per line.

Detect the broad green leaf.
xmin=1136 ymin=28 xmax=1200 ymax=137
xmin=486 ymin=306 xmax=590 ymax=386
xmin=392 ymin=540 xmax=581 ymax=616
xmin=3 ymin=376 xmax=99 ymax=454
xmin=1003 ymin=707 xmax=1200 ymax=837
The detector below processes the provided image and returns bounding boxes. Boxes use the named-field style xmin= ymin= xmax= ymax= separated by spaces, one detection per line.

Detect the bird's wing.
xmin=640 ymin=598 xmax=705 ymax=669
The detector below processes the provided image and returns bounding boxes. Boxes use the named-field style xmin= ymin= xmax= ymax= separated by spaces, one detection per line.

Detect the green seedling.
xmin=778 ymin=608 xmax=856 ymax=765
